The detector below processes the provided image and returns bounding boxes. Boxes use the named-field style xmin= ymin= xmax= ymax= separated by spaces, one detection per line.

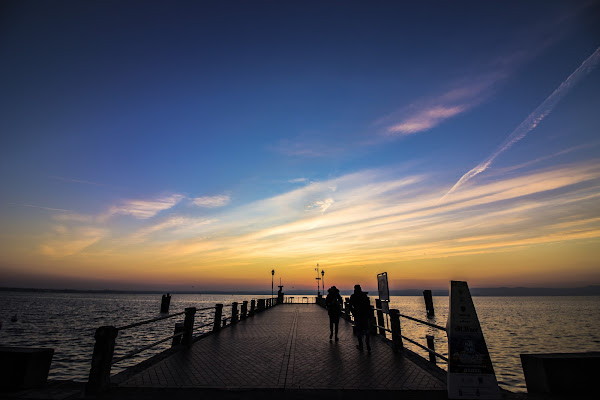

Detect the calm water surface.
xmin=0 ymin=292 xmax=598 ymax=393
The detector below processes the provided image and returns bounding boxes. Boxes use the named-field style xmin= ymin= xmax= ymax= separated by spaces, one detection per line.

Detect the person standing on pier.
xmin=325 ymin=286 xmax=343 ymax=341
xmin=350 ymin=284 xmax=372 ymax=351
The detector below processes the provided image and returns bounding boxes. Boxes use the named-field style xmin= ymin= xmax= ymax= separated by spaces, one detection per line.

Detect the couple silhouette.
xmin=325 ymin=284 xmax=372 ymax=351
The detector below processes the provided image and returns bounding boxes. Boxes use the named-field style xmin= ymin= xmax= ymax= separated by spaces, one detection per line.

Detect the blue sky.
xmin=1 ymin=1 xmax=599 ymax=290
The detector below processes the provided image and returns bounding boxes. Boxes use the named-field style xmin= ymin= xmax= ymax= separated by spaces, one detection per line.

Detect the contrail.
xmin=442 ymin=46 xmax=600 ymax=200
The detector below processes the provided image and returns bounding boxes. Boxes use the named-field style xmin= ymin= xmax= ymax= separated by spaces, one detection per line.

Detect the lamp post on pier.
xmin=271 ymin=269 xmax=275 ymax=302
xmin=315 ymin=264 xmax=321 ymax=297
xmin=321 ymin=269 xmax=325 ymax=293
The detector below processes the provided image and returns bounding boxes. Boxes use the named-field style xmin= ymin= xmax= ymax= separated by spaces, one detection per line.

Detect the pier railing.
xmin=86 ymin=296 xmax=279 ymax=394
xmin=318 ymin=296 xmax=448 ymax=365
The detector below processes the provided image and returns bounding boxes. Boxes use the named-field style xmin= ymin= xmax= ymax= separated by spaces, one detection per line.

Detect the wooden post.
xmin=213 ymin=304 xmax=223 ymax=331
xmin=231 ymin=302 xmax=239 ymax=323
xmin=426 ymin=335 xmax=436 ymax=364
xmin=375 ymin=299 xmax=386 ymax=337
xmin=369 ymin=305 xmax=378 ymax=335
xmin=423 ymin=289 xmax=434 ymax=318
xmin=258 ymin=298 xmax=265 ymax=311
xmin=182 ymin=307 xmax=196 ymax=347
xmin=160 ymin=293 xmax=171 ymax=313
xmin=86 ymin=326 xmax=118 ymax=394
xmin=389 ymin=309 xmax=403 ymax=353
xmin=241 ymin=301 xmax=248 ymax=320
xmin=250 ymin=299 xmax=256 ymax=316
xmin=171 ymin=322 xmax=184 ymax=347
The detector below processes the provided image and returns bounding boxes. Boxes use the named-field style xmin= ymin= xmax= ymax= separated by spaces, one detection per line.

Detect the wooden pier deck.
xmin=107 ymin=304 xmax=448 ymax=399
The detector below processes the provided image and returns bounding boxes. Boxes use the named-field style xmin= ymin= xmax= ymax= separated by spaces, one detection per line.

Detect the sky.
xmin=1 ymin=0 xmax=599 ymax=292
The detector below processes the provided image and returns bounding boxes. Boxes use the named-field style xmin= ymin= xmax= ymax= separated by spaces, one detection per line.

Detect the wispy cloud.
xmin=49 ymin=175 xmax=105 ymax=186
xmin=381 ymin=76 xmax=499 ymax=137
xmin=193 ymin=195 xmax=230 ymax=208
xmin=289 ymin=178 xmax=308 ymax=183
xmin=444 ymin=46 xmax=600 ymax=198
xmin=106 ymin=194 xmax=184 ymax=219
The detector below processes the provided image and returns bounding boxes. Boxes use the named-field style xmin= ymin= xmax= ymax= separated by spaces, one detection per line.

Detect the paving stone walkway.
xmin=118 ymin=304 xmax=446 ymax=394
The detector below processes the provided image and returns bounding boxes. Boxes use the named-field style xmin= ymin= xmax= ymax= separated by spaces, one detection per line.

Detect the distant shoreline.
xmin=1 ymin=286 xmax=599 ymax=296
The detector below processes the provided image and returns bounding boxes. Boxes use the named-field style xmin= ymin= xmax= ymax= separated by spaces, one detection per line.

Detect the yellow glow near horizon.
xmin=1 ymin=161 xmax=600 ymax=290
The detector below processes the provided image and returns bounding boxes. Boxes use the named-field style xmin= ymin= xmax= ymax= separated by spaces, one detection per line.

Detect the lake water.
xmin=0 ymin=292 xmax=598 ymax=393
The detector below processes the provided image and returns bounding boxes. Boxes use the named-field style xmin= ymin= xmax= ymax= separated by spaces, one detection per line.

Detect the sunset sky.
xmin=1 ymin=1 xmax=599 ymax=292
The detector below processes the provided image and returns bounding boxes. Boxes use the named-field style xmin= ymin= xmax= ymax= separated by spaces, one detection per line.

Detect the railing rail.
xmin=86 ymin=296 xmax=281 ymax=395
xmin=336 ymin=300 xmax=447 ymax=365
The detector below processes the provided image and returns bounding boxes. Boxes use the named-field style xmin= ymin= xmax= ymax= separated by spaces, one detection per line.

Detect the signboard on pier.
xmin=377 ymin=272 xmax=390 ymax=313
xmin=447 ymin=280 xmax=501 ymax=399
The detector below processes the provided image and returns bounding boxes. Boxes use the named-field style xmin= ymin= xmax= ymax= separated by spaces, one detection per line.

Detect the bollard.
xmin=86 ymin=326 xmax=118 ymax=394
xmin=426 ymin=335 xmax=436 ymax=364
xmin=250 ymin=299 xmax=256 ymax=316
xmin=160 ymin=293 xmax=172 ymax=313
xmin=213 ymin=304 xmax=223 ymax=331
xmin=171 ymin=322 xmax=184 ymax=347
xmin=222 ymin=318 xmax=227 ymax=327
xmin=389 ymin=309 xmax=403 ymax=353
xmin=231 ymin=302 xmax=239 ymax=323
xmin=182 ymin=307 xmax=196 ymax=347
xmin=423 ymin=289 xmax=435 ymax=318
xmin=370 ymin=305 xmax=378 ymax=336
xmin=241 ymin=301 xmax=248 ymax=320
xmin=344 ymin=298 xmax=351 ymax=321
xmin=258 ymin=298 xmax=265 ymax=311
xmin=375 ymin=299 xmax=386 ymax=337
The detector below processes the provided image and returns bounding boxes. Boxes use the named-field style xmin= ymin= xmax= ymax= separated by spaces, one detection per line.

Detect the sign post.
xmin=377 ymin=272 xmax=390 ymax=314
xmin=447 ymin=280 xmax=501 ymax=399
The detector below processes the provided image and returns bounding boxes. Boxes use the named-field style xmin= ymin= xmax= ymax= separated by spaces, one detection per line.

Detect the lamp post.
xmin=271 ymin=269 xmax=275 ymax=302
xmin=321 ymin=269 xmax=325 ymax=293
xmin=315 ymin=264 xmax=321 ymax=297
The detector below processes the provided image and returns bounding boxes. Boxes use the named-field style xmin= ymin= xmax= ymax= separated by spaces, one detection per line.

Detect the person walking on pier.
xmin=325 ymin=286 xmax=343 ymax=341
xmin=350 ymin=284 xmax=372 ymax=351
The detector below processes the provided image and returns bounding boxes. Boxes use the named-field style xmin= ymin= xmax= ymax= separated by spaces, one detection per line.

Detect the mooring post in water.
xmin=172 ymin=322 xmax=184 ymax=347
xmin=231 ymin=302 xmax=239 ymax=323
xmin=426 ymin=334 xmax=436 ymax=364
xmin=86 ymin=325 xmax=118 ymax=394
xmin=423 ymin=289 xmax=434 ymax=318
xmin=160 ymin=293 xmax=171 ymax=313
xmin=182 ymin=307 xmax=196 ymax=347
xmin=241 ymin=301 xmax=248 ymax=320
xmin=375 ymin=299 xmax=386 ymax=337
xmin=250 ymin=299 xmax=256 ymax=316
xmin=213 ymin=304 xmax=223 ymax=331
xmin=389 ymin=309 xmax=403 ymax=353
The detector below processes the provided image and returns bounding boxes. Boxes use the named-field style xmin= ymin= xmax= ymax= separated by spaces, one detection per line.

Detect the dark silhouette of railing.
xmin=86 ymin=296 xmax=279 ymax=394
xmin=317 ymin=295 xmax=448 ymax=365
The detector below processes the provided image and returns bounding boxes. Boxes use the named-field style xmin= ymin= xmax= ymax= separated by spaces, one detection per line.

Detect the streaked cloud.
xmin=289 ymin=178 xmax=308 ymax=183
xmin=106 ymin=194 xmax=184 ymax=219
xmin=192 ymin=194 xmax=230 ymax=208
xmin=444 ymin=46 xmax=600 ymax=198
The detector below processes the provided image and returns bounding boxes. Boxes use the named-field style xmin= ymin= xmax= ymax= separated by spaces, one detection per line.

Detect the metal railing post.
xmin=182 ymin=307 xmax=196 ymax=347
xmin=213 ymin=304 xmax=223 ymax=331
xmin=86 ymin=326 xmax=118 ymax=394
xmin=389 ymin=309 xmax=403 ymax=353
xmin=375 ymin=299 xmax=386 ymax=337
xmin=426 ymin=335 xmax=436 ymax=364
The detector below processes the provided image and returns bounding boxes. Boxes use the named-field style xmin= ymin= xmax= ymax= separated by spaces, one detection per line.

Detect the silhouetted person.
xmin=325 ymin=286 xmax=343 ymax=341
xmin=350 ymin=284 xmax=371 ymax=351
